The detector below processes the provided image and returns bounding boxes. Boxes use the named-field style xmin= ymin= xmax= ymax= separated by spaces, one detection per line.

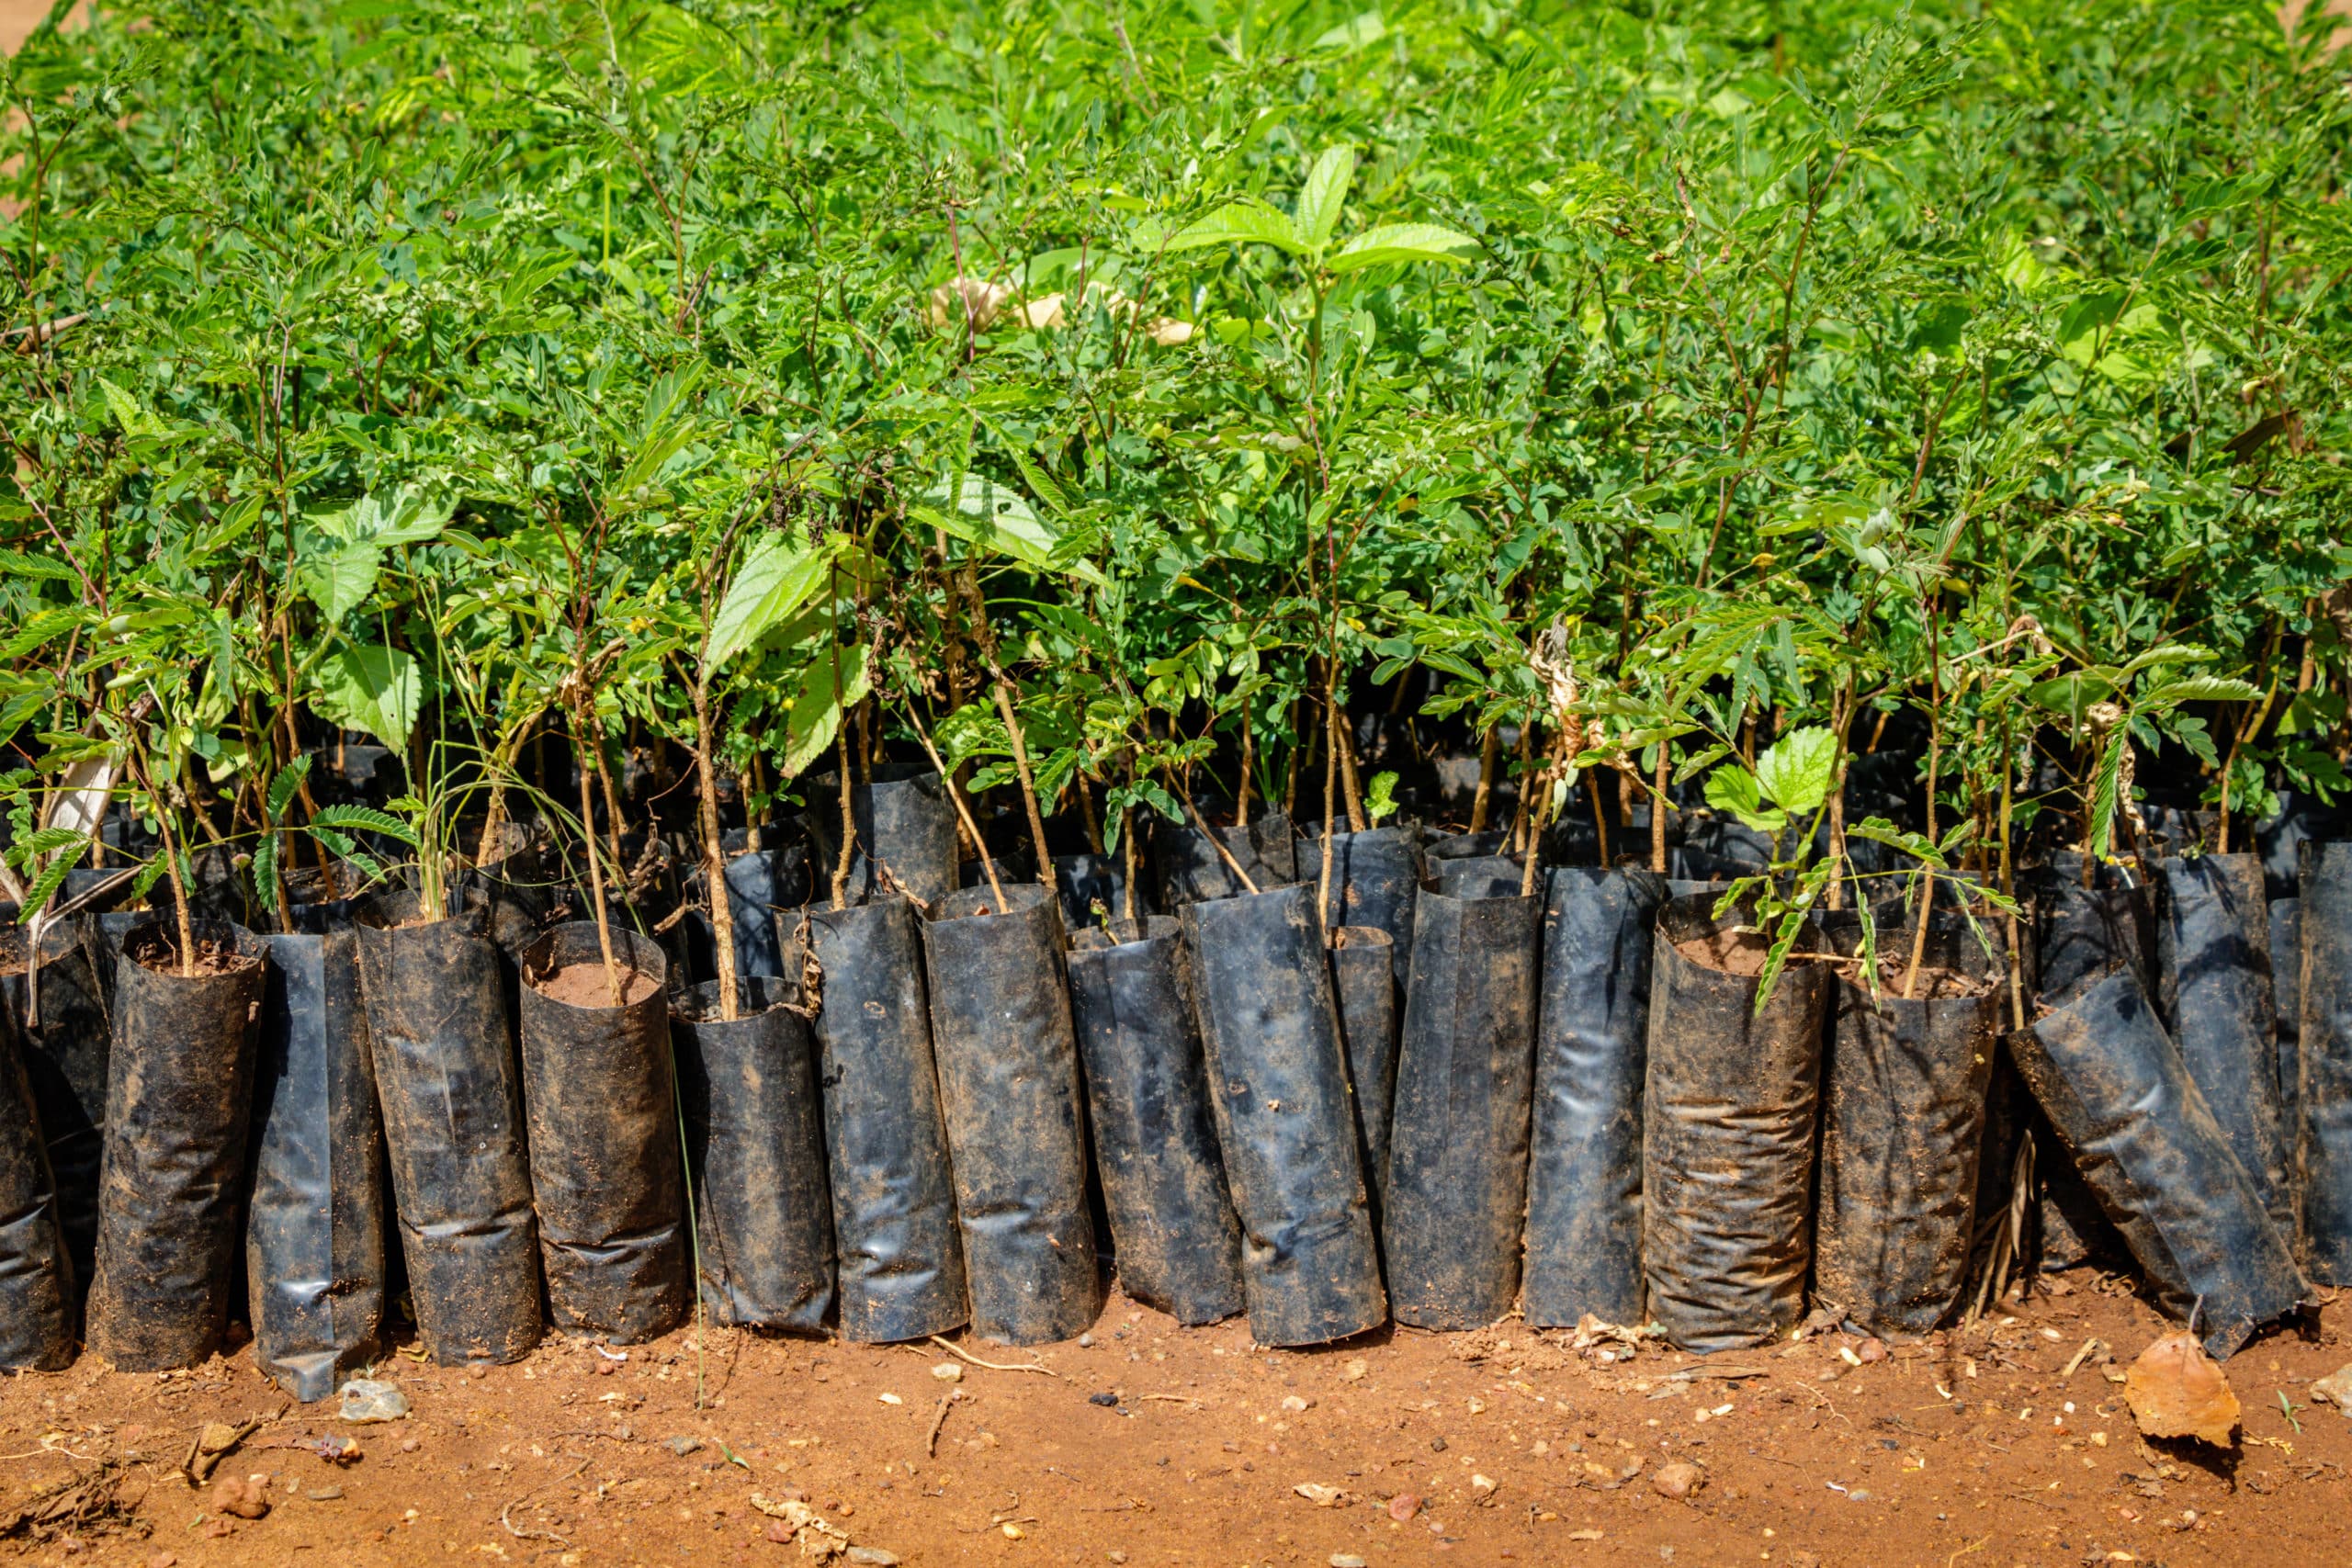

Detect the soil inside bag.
xmin=1156 ymin=808 xmax=1297 ymax=908
xmin=922 ymin=885 xmax=1101 ymax=1345
xmin=1297 ymin=827 xmax=1421 ymax=990
xmin=1523 ymin=866 xmax=1667 ymax=1328
xmin=1326 ymin=927 xmax=1398 ymax=1219
xmin=1641 ymin=896 xmax=1829 ymax=1353
xmin=2014 ymin=967 xmax=2305 ymax=1358
xmin=807 ymin=766 xmax=959 ymax=908
xmin=354 ymin=892 xmax=542 ymax=1366
xmin=1815 ymin=911 xmax=2002 ymax=1337
xmin=248 ymin=924 xmax=388 ymax=1399
xmin=2154 ymin=853 xmax=2290 ymax=1234
xmin=673 ymin=978 xmax=836 ymax=1330
xmin=0 ymin=917 xmax=109 ymax=1299
xmin=2299 ymin=840 xmax=2352 ymax=1284
xmin=1066 ymin=919 xmax=1245 ymax=1326
xmin=0 ymin=952 xmax=75 ymax=1371
xmin=1183 ymin=884 xmax=1385 ymax=1347
xmin=86 ymin=919 xmax=267 ymax=1371
xmin=808 ymin=897 xmax=967 ymax=1341
xmin=1383 ymin=877 xmax=1543 ymax=1330
xmin=518 ymin=923 xmax=690 ymax=1343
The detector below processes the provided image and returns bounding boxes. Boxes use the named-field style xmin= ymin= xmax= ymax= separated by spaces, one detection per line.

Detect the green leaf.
xmin=2137 ymin=676 xmax=2260 ymax=712
xmin=300 ymin=541 xmax=383 ymax=623
xmin=913 ymin=474 xmax=1104 ymax=584
xmin=311 ymin=488 xmax=455 ymax=548
xmin=96 ymin=377 xmax=171 ymax=440
xmin=1326 ymin=223 xmax=1479 ymax=274
xmin=15 ymin=838 xmax=85 ymax=920
xmin=311 ymin=644 xmax=423 ymax=751
xmin=1311 ymin=10 xmax=1386 ymax=51
xmin=310 ymin=804 xmax=420 ymax=845
xmin=777 ymin=642 xmax=872 ymax=782
xmin=266 ymin=754 xmax=311 ymax=822
xmin=0 ymin=547 xmax=81 ymax=582
xmin=1159 ymin=200 xmax=1306 ymax=256
xmin=1754 ymin=726 xmax=1838 ymax=816
xmin=253 ymin=827 xmax=278 ymax=908
xmin=1365 ymin=770 xmax=1398 ymax=823
xmin=1297 ymin=145 xmax=1356 ymax=254
xmin=2086 ymin=734 xmax=2128 ymax=861
xmin=707 ymin=532 xmax=837 ymax=672
xmin=1703 ymin=764 xmax=1786 ymax=834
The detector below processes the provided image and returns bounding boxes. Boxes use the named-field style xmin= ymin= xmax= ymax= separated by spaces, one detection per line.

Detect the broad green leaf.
xmin=1159 ymin=200 xmax=1306 ymax=256
xmin=707 ymin=532 xmax=838 ymax=672
xmin=1754 ymin=726 xmax=1838 ymax=815
xmin=95 ymin=377 xmax=171 ymax=441
xmin=1327 ymin=223 xmax=1479 ymax=274
xmin=311 ymin=488 xmax=455 ymax=547
xmin=1297 ymin=145 xmax=1356 ymax=254
xmin=311 ymin=644 xmax=423 ymax=751
xmin=2138 ymin=675 xmax=2259 ymax=711
xmin=913 ymin=474 xmax=1105 ymax=584
xmin=1703 ymin=764 xmax=1786 ymax=833
xmin=777 ymin=641 xmax=871 ymax=781
xmin=300 ymin=541 xmax=383 ymax=623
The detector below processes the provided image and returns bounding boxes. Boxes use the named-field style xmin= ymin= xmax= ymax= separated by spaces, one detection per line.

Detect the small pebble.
xmin=1858 ymin=1338 xmax=1887 ymax=1364
xmin=147 ymin=1555 xmax=176 ymax=1568
xmin=846 ymin=1550 xmax=900 ymax=1566
xmin=1330 ymin=1556 xmax=1368 ymax=1568
xmin=1651 ymin=1461 xmax=1703 ymax=1500
xmin=400 ymin=1438 xmax=419 ymax=1453
xmin=763 ymin=1520 xmax=793 ymax=1544
xmin=305 ymin=1486 xmax=344 ymax=1502
xmin=1846 ymin=1488 xmax=1872 ymax=1503
xmin=1080 ymin=1334 xmax=1095 ymax=1348
xmin=469 ymin=1364 xmax=488 ymax=1380
xmin=1430 ymin=1436 xmax=1447 ymax=1452
xmin=1089 ymin=1391 xmax=1119 ymax=1407
xmin=1281 ymin=1394 xmax=1312 ymax=1412
xmin=1388 ymin=1492 xmax=1421 ymax=1522
xmin=337 ymin=1379 xmax=411 ymax=1424
xmin=932 ymin=1362 xmax=964 ymax=1382
xmin=663 ymin=1436 xmax=703 ymax=1456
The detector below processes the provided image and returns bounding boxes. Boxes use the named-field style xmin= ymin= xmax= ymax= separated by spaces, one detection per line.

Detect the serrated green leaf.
xmin=311 ymin=644 xmax=423 ymax=751
xmin=1159 ymin=200 xmax=1306 ymax=256
xmin=707 ymin=532 xmax=837 ymax=671
xmin=1755 ymin=726 xmax=1838 ymax=816
xmin=0 ymin=547 xmax=81 ymax=583
xmin=15 ymin=839 xmax=85 ymax=920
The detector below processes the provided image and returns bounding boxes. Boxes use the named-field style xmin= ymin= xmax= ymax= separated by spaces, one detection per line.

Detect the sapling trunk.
xmin=1469 ymin=727 xmax=1500 ymax=832
xmin=574 ymin=700 xmax=625 ymax=1008
xmin=1901 ymin=604 xmax=1944 ymax=1001
xmin=1075 ymin=772 xmax=1104 ymax=855
xmin=1233 ymin=716 xmax=1253 ymax=831
xmin=1507 ymin=724 xmax=1532 ymax=853
xmin=1649 ymin=740 xmax=1668 ymax=875
xmin=1186 ymin=780 xmax=1260 ymax=897
xmin=1315 ymin=676 xmax=1339 ymax=938
xmin=903 ymin=698 xmax=1006 ymax=908
xmin=1122 ymin=750 xmax=1141 ymax=924
xmin=133 ymin=749 xmax=197 ymax=978
xmin=1589 ymin=772 xmax=1611 ymax=866
xmin=960 ymin=569 xmax=1051 ymax=880
xmin=1335 ymin=714 xmax=1366 ymax=833
xmin=692 ymin=676 xmax=739 ymax=1022
xmin=598 ymin=731 xmax=628 ymax=873
xmin=831 ymin=717 xmax=854 ymax=911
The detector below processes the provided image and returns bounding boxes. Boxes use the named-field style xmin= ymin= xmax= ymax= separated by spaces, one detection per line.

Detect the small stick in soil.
xmin=926 ymin=1392 xmax=957 ymax=1456
xmin=2060 ymin=1337 xmax=2100 ymax=1379
xmin=927 ymin=1336 xmax=1059 ymax=1377
xmin=500 ymin=1456 xmax=591 ymax=1547
xmin=1179 ymin=784 xmax=1259 ymax=896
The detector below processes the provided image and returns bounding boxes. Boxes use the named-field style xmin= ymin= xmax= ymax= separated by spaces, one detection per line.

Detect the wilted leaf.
xmin=2124 ymin=1331 xmax=2239 ymax=1448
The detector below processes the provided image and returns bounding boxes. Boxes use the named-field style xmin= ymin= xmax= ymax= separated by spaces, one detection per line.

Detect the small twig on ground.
xmin=500 ymin=1456 xmax=591 ymax=1547
xmin=2061 ymin=1337 xmax=2100 ymax=1379
xmin=1132 ymin=1393 xmax=1202 ymax=1405
xmin=928 ymin=1336 xmax=1059 ymax=1376
xmin=926 ymin=1393 xmax=956 ymax=1457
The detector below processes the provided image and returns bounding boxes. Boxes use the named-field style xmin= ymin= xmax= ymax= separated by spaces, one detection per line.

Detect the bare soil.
xmin=125 ymin=934 xmax=258 ymax=979
xmin=1675 ymin=926 xmax=1773 ymax=976
xmin=529 ymin=964 xmax=662 ymax=1009
xmin=5 ymin=1276 xmax=2346 ymax=1567
xmin=1834 ymin=958 xmax=2001 ymax=1002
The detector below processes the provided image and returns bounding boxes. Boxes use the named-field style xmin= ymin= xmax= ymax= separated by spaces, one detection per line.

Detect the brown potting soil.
xmin=126 ymin=932 xmax=259 ymax=978
xmin=1674 ymin=924 xmax=1775 ymax=976
xmin=530 ymin=962 xmax=662 ymax=1009
xmin=1836 ymin=956 xmax=2003 ymax=1002
xmin=672 ymin=990 xmax=788 ymax=1026
xmin=6 ymin=1279 xmax=2345 ymax=1566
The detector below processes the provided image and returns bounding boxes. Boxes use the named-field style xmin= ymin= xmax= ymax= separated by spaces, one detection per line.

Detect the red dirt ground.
xmin=4 ymin=1273 xmax=2346 ymax=1568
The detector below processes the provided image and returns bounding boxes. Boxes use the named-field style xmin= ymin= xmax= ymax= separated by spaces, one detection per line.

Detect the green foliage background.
xmin=4 ymin=0 xmax=2347 ymax=915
